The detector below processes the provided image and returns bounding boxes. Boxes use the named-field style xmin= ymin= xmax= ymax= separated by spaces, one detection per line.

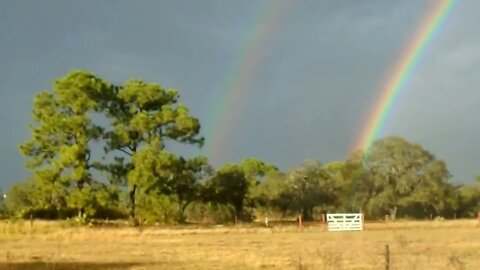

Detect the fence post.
xmin=138 ymin=216 xmax=143 ymax=233
xmin=362 ymin=211 xmax=365 ymax=230
xmin=477 ymin=211 xmax=480 ymax=227
xmin=298 ymin=215 xmax=303 ymax=231
xmin=385 ymin=244 xmax=390 ymax=270
xmin=322 ymin=214 xmax=327 ymax=231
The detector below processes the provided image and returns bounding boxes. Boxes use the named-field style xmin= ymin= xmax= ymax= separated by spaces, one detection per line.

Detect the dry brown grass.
xmin=0 ymin=219 xmax=479 ymax=269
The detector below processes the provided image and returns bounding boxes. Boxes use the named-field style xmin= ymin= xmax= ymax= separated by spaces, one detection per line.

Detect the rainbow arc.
xmin=353 ymin=0 xmax=457 ymax=152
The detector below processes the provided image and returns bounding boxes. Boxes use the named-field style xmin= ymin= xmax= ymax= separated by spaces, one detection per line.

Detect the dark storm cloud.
xmin=0 ymin=0 xmax=478 ymax=189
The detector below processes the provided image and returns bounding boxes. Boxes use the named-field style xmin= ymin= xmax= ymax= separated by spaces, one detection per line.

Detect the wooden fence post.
xmin=138 ymin=216 xmax=143 ymax=233
xmin=385 ymin=244 xmax=390 ymax=270
xmin=298 ymin=215 xmax=303 ymax=231
xmin=322 ymin=214 xmax=327 ymax=231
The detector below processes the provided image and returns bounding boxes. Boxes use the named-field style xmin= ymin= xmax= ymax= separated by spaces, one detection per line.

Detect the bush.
xmin=135 ymin=192 xmax=178 ymax=224
xmin=20 ymin=206 xmax=76 ymax=220
xmin=186 ymin=202 xmax=247 ymax=224
xmin=90 ymin=206 xmax=128 ymax=220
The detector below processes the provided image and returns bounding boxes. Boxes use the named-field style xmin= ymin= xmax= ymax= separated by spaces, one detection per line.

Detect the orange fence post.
xmin=298 ymin=215 xmax=303 ymax=231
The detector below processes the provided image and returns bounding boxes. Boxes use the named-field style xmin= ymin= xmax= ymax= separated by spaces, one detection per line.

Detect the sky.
xmin=0 ymin=0 xmax=479 ymax=189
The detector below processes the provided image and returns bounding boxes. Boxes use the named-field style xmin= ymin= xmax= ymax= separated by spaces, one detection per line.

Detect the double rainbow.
xmin=203 ymin=0 xmax=457 ymax=164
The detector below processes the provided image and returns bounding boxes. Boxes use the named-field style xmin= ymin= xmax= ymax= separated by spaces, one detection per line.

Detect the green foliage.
xmin=456 ymin=178 xmax=480 ymax=218
xmin=254 ymin=160 xmax=343 ymax=221
xmin=253 ymin=171 xmax=292 ymax=218
xmin=344 ymin=137 xmax=456 ymax=219
xmin=0 ymin=189 xmax=6 ymax=218
xmin=67 ymin=183 xmax=126 ymax=219
xmin=101 ymin=78 xmax=204 ymax=218
xmin=135 ymin=192 xmax=178 ymax=224
xmin=18 ymin=71 xmax=110 ymax=216
xmin=127 ymin=145 xmax=208 ymax=222
xmin=204 ymin=164 xmax=249 ymax=222
xmin=15 ymin=70 xmax=204 ymax=221
xmin=7 ymin=71 xmax=480 ymax=224
xmin=285 ymin=160 xmax=338 ymax=220
xmin=185 ymin=202 xmax=234 ymax=224
xmin=203 ymin=159 xmax=277 ymax=223
xmin=4 ymin=179 xmax=59 ymax=217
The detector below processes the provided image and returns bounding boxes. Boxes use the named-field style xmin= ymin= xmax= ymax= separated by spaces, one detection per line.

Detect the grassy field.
xmin=0 ymin=219 xmax=479 ymax=269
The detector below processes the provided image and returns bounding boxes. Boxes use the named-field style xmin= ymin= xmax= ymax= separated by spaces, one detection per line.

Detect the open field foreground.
xmin=1 ymin=220 xmax=480 ymax=269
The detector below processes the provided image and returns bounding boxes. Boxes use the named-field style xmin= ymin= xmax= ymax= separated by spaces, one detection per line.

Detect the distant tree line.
xmin=1 ymin=71 xmax=479 ymax=224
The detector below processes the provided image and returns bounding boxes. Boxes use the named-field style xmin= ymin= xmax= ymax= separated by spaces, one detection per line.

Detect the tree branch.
xmin=128 ymin=144 xmax=137 ymax=153
xmin=118 ymin=147 xmax=133 ymax=156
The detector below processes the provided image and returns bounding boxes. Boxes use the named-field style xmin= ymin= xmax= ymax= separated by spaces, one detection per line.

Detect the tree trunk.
xmin=129 ymin=184 xmax=137 ymax=218
xmin=390 ymin=206 xmax=397 ymax=221
xmin=233 ymin=202 xmax=243 ymax=224
xmin=302 ymin=207 xmax=313 ymax=221
xmin=77 ymin=180 xmax=85 ymax=218
xmin=178 ymin=201 xmax=191 ymax=223
xmin=177 ymin=199 xmax=190 ymax=223
xmin=234 ymin=205 xmax=242 ymax=224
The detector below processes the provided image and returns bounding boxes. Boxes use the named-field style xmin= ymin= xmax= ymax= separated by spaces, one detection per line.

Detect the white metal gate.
xmin=326 ymin=213 xmax=364 ymax=231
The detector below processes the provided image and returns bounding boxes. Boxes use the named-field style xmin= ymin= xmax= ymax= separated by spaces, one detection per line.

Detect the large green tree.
xmin=347 ymin=137 xmax=456 ymax=219
xmin=18 ymin=71 xmax=204 ymax=220
xmin=19 ymin=71 xmax=109 ymax=215
xmin=102 ymin=79 xmax=204 ymax=218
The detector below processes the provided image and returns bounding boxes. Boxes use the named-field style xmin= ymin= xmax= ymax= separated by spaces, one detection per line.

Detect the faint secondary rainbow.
xmin=203 ymin=1 xmax=292 ymax=164
xmin=353 ymin=0 xmax=457 ymax=152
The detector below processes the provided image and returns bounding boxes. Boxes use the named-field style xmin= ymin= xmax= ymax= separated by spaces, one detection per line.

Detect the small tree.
xmin=253 ymin=171 xmax=293 ymax=218
xmin=0 ymin=188 xmax=6 ymax=218
xmin=204 ymin=159 xmax=277 ymax=223
xmin=284 ymin=160 xmax=337 ymax=221
xmin=204 ymin=164 xmax=248 ymax=223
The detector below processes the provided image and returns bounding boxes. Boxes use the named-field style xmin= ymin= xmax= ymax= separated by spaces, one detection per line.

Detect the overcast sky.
xmin=1 ymin=0 xmax=479 ymax=189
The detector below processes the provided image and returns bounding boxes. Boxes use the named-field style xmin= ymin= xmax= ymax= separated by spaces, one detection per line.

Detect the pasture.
xmin=0 ymin=220 xmax=479 ymax=269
